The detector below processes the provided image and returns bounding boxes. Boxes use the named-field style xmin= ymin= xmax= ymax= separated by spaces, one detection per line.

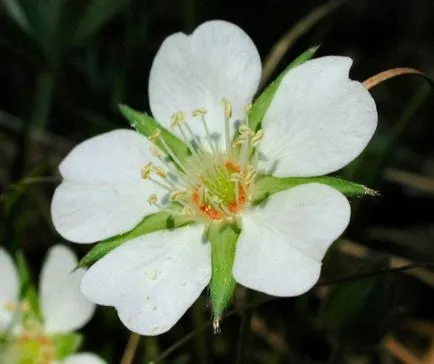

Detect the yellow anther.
xmin=170 ymin=190 xmax=187 ymax=201
xmin=150 ymin=129 xmax=161 ymax=142
xmin=141 ymin=162 xmax=153 ymax=179
xmin=244 ymin=170 xmax=257 ymax=184
xmin=222 ymin=98 xmax=232 ymax=119
xmin=4 ymin=302 xmax=17 ymax=311
xmin=231 ymin=134 xmax=249 ymax=148
xmin=192 ymin=108 xmax=207 ymax=117
xmin=244 ymin=104 xmax=252 ymax=113
xmin=149 ymin=145 xmax=162 ymax=157
xmin=170 ymin=111 xmax=185 ymax=128
xmin=229 ymin=173 xmax=241 ymax=182
xmin=182 ymin=206 xmax=194 ymax=216
xmin=231 ymin=139 xmax=244 ymax=149
xmin=20 ymin=300 xmax=30 ymax=312
xmin=250 ymin=129 xmax=264 ymax=147
xmin=238 ymin=124 xmax=255 ymax=137
xmin=148 ymin=194 xmax=158 ymax=205
xmin=152 ymin=166 xmax=168 ymax=178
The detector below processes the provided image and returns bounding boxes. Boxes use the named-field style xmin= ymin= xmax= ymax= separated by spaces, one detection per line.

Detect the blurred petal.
xmin=0 ymin=248 xmax=19 ymax=330
xmin=81 ymin=225 xmax=210 ymax=335
xmin=63 ymin=353 xmax=106 ymax=364
xmin=149 ymin=20 xmax=261 ymax=148
xmin=233 ymin=183 xmax=350 ymax=296
xmin=258 ymin=56 xmax=377 ymax=177
xmin=40 ymin=245 xmax=95 ymax=334
xmin=51 ymin=129 xmax=164 ymax=243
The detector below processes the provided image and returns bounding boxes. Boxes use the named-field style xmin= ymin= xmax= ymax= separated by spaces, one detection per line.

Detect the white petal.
xmin=51 ymin=129 xmax=164 ymax=243
xmin=0 ymin=248 xmax=19 ymax=330
xmin=149 ymin=20 xmax=261 ymax=148
xmin=63 ymin=353 xmax=106 ymax=364
xmin=40 ymin=245 xmax=95 ymax=334
xmin=234 ymin=183 xmax=350 ymax=296
xmin=258 ymin=56 xmax=377 ymax=177
xmin=81 ymin=225 xmax=210 ymax=335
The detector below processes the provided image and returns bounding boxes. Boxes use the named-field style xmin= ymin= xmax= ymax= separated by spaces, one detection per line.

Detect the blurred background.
xmin=1 ymin=0 xmax=434 ymax=363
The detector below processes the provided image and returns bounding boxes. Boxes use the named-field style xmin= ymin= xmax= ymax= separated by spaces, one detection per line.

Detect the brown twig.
xmin=384 ymin=168 xmax=434 ymax=195
xmin=339 ymin=239 xmax=434 ymax=287
xmin=383 ymin=336 xmax=423 ymax=364
xmin=260 ymin=0 xmax=345 ymax=88
xmin=405 ymin=320 xmax=434 ymax=337
xmin=363 ymin=68 xmax=425 ymax=90
xmin=250 ymin=315 xmax=290 ymax=355
xmin=120 ymin=333 xmax=141 ymax=364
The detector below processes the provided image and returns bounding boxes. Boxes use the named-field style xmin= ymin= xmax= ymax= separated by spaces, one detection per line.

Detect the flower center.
xmin=5 ymin=332 xmax=55 ymax=364
xmin=141 ymin=100 xmax=263 ymax=223
xmin=2 ymin=302 xmax=55 ymax=364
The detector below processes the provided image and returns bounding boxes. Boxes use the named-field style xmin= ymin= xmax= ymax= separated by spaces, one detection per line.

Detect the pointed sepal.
xmin=253 ymin=175 xmax=378 ymax=204
xmin=208 ymin=222 xmax=241 ymax=330
xmin=78 ymin=211 xmax=193 ymax=268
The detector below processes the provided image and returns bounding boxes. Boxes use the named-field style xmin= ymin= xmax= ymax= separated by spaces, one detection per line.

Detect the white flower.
xmin=0 ymin=246 xmax=104 ymax=364
xmin=51 ymin=20 xmax=377 ymax=335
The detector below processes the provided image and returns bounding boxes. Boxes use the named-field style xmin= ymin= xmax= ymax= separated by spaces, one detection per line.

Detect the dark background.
xmin=1 ymin=0 xmax=434 ymax=363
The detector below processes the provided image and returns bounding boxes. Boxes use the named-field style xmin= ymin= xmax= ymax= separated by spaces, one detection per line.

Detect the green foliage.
xmin=78 ymin=212 xmax=194 ymax=268
xmin=208 ymin=223 xmax=240 ymax=321
xmin=16 ymin=252 xmax=40 ymax=319
xmin=248 ymin=47 xmax=318 ymax=131
xmin=52 ymin=333 xmax=83 ymax=360
xmin=71 ymin=0 xmax=127 ymax=47
xmin=321 ymin=271 xmax=394 ymax=345
xmin=252 ymin=175 xmax=377 ymax=203
xmin=119 ymin=104 xmax=191 ymax=163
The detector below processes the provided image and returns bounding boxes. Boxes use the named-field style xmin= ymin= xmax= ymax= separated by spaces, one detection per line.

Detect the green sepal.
xmin=119 ymin=104 xmax=190 ymax=163
xmin=207 ymin=222 xmax=241 ymax=323
xmin=16 ymin=252 xmax=41 ymax=319
xmin=52 ymin=333 xmax=83 ymax=360
xmin=253 ymin=175 xmax=378 ymax=204
xmin=248 ymin=46 xmax=318 ymax=131
xmin=78 ymin=212 xmax=194 ymax=268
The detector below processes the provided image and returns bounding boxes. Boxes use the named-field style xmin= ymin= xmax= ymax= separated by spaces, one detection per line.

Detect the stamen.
xmin=238 ymin=124 xmax=255 ymax=137
xmin=152 ymin=166 xmax=168 ymax=178
xmin=170 ymin=190 xmax=187 ymax=201
xmin=230 ymin=173 xmax=241 ymax=207
xmin=141 ymin=162 xmax=153 ymax=179
xmin=149 ymin=177 xmax=175 ymax=191
xmin=239 ymin=134 xmax=252 ymax=173
xmin=171 ymin=111 xmax=197 ymax=153
xmin=192 ymin=108 xmax=217 ymax=153
xmin=150 ymin=129 xmax=161 ymax=142
xmin=250 ymin=130 xmax=264 ymax=147
xmin=148 ymin=194 xmax=182 ymax=216
xmin=150 ymin=145 xmax=185 ymax=181
xmin=151 ymin=129 xmax=187 ymax=173
xmin=148 ymin=194 xmax=159 ymax=205
xmin=222 ymin=98 xmax=232 ymax=152
xmin=244 ymin=170 xmax=256 ymax=185
xmin=182 ymin=206 xmax=194 ymax=216
xmin=4 ymin=302 xmax=17 ymax=311
xmin=170 ymin=111 xmax=185 ymax=129
xmin=150 ymin=145 xmax=162 ymax=158
xmin=231 ymin=135 xmax=247 ymax=148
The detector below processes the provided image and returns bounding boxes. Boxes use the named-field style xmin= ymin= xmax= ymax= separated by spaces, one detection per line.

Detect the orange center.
xmin=191 ymin=160 xmax=247 ymax=221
